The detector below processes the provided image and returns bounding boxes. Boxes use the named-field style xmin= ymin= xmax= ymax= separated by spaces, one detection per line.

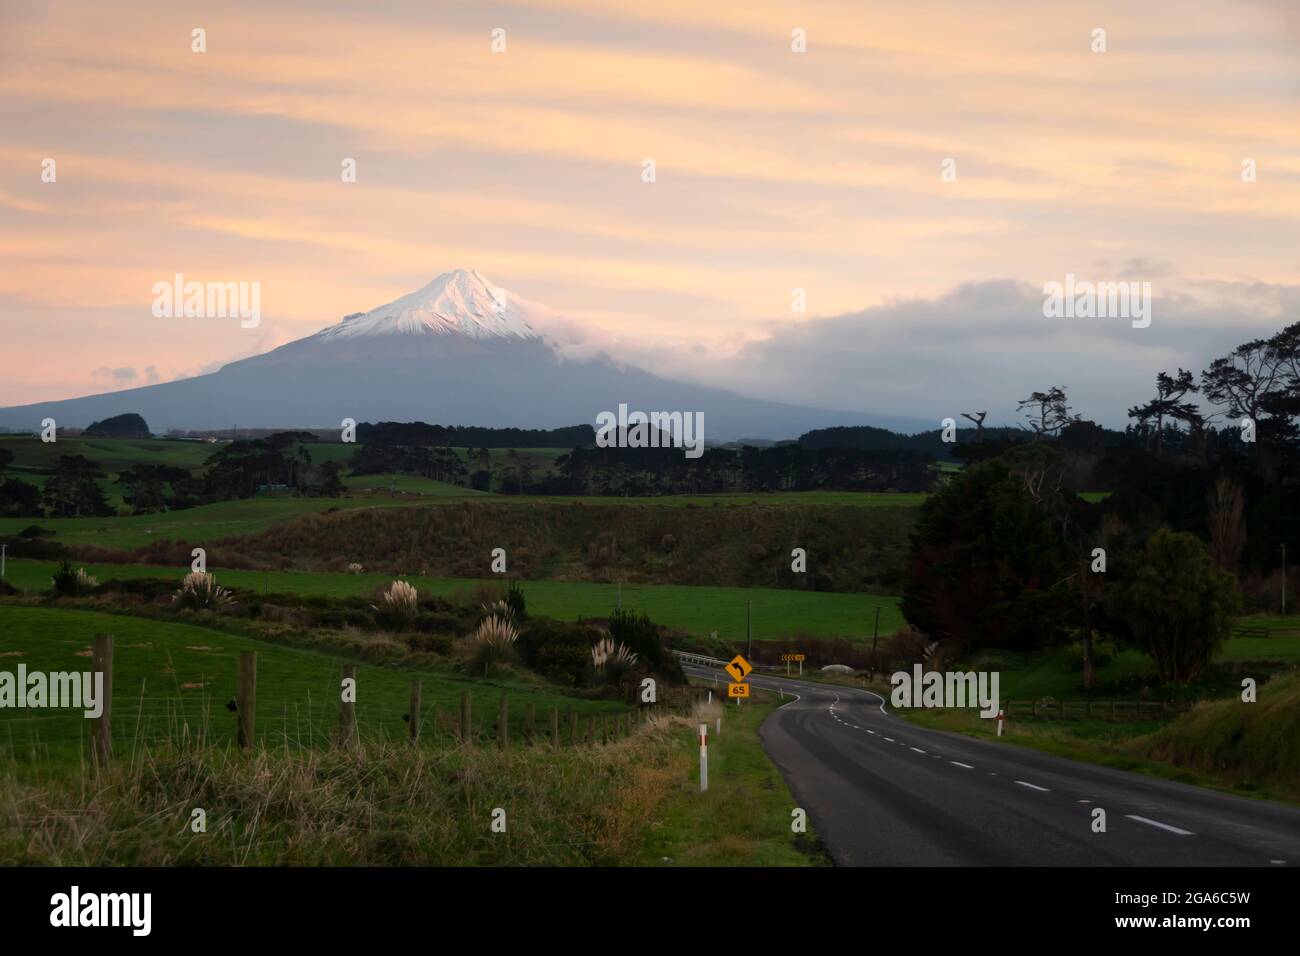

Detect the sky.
xmin=1 ymin=0 xmax=1298 ymax=427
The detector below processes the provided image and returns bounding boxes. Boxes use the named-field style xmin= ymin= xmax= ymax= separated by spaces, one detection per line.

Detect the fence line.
xmin=62 ymin=636 xmax=708 ymax=768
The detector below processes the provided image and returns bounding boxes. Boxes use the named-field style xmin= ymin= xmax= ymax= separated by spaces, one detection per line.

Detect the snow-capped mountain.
xmin=316 ymin=269 xmax=542 ymax=341
xmin=0 ymin=271 xmax=927 ymax=437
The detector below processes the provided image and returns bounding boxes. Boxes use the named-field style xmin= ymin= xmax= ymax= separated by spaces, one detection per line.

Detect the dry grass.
xmin=0 ymin=715 xmax=692 ymax=866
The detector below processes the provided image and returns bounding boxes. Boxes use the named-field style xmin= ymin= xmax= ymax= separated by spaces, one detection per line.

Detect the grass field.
xmin=1 ymin=559 xmax=906 ymax=642
xmin=0 ymin=606 xmax=629 ymax=767
xmin=0 ymin=496 xmax=442 ymax=550
xmin=634 ymin=692 xmax=827 ymax=866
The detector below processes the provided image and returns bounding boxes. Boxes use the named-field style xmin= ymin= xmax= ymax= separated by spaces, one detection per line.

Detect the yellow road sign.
xmin=728 ymin=682 xmax=750 ymax=698
xmin=725 ymin=654 xmax=753 ymax=682
xmin=780 ymin=653 xmax=806 ymax=662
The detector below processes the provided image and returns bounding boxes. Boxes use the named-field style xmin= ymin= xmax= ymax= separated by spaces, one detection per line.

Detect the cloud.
xmin=693 ymin=277 xmax=1299 ymax=429
xmin=91 ymin=366 xmax=139 ymax=384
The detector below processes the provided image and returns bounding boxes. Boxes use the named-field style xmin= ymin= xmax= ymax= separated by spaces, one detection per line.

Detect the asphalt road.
xmin=685 ymin=665 xmax=1300 ymax=866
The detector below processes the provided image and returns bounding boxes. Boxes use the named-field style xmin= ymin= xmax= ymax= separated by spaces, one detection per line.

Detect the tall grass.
xmin=1137 ymin=670 xmax=1300 ymax=799
xmin=0 ymin=717 xmax=690 ymax=865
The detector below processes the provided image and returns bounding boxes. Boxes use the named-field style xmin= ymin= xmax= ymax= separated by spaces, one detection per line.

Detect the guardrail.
xmin=1230 ymin=624 xmax=1300 ymax=640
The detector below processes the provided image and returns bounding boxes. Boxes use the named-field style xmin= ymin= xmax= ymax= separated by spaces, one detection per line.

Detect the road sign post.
xmin=699 ymin=723 xmax=708 ymax=792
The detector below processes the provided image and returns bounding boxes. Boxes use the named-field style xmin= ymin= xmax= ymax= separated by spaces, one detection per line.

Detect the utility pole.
xmin=870 ymin=605 xmax=881 ymax=678
xmin=746 ymin=600 xmax=752 ymax=659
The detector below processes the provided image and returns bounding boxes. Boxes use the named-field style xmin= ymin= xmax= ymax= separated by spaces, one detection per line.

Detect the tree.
xmin=1201 ymin=339 xmax=1285 ymax=438
xmin=1127 ymin=369 xmax=1200 ymax=458
xmin=310 ymin=460 xmax=346 ymax=497
xmin=1017 ymin=387 xmax=1079 ymax=440
xmin=42 ymin=455 xmax=112 ymax=517
xmin=0 ymin=478 xmax=42 ymax=517
xmin=901 ymin=459 xmax=1068 ymax=653
xmin=1205 ymin=477 xmax=1246 ymax=571
xmin=1106 ymin=529 xmax=1240 ymax=684
xmin=961 ymin=411 xmax=988 ymax=442
xmin=115 ymin=464 xmax=193 ymax=514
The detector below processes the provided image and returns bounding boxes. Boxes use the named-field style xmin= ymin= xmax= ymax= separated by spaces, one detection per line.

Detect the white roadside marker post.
xmin=997 ymin=709 xmax=1005 ymax=737
xmin=707 ymin=690 xmax=712 ymax=705
xmin=716 ymin=716 xmax=721 ymax=735
xmin=699 ymin=723 xmax=708 ymax=792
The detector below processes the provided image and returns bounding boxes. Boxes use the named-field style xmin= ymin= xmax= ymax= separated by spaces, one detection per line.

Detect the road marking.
xmin=1015 ymin=781 xmax=1050 ymax=792
xmin=866 ymin=730 xmax=876 ymax=735
xmin=883 ymin=737 xmax=895 ymax=742
xmin=910 ymin=747 xmax=926 ymax=754
xmin=1126 ymin=814 xmax=1194 ymax=836
xmin=950 ymin=761 xmax=974 ymax=769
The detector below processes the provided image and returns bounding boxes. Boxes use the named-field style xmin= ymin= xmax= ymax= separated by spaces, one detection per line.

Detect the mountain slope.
xmin=0 ymin=270 xmax=929 ymax=439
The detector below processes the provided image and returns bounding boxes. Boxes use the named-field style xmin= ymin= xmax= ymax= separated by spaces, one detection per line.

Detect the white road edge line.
xmin=1015 ymin=781 xmax=1050 ymax=792
xmin=1126 ymin=814 xmax=1194 ymax=836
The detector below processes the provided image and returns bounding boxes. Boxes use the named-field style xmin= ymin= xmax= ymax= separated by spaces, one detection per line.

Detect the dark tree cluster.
xmin=542 ymin=444 xmax=935 ymax=496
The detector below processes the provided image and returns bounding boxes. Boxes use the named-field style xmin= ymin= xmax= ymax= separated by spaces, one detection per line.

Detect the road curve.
xmin=685 ymin=666 xmax=1300 ymax=866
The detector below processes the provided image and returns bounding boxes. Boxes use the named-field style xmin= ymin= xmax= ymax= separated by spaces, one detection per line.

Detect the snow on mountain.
xmin=315 ymin=269 xmax=542 ymax=341
xmin=0 ymin=268 xmax=933 ymax=437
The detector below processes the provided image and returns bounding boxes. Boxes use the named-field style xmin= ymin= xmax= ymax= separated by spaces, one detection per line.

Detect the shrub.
xmin=591 ymin=635 xmax=639 ymax=686
xmin=382 ymin=580 xmax=419 ymax=617
xmin=591 ymin=636 xmax=638 ymax=669
xmin=50 ymin=560 xmax=97 ymax=597
xmin=480 ymin=598 xmax=513 ymax=623
xmin=1106 ymin=529 xmax=1241 ymax=684
xmin=469 ymin=614 xmax=519 ymax=676
xmin=172 ymin=572 xmax=235 ymax=611
xmin=516 ymin=618 xmax=608 ymax=686
xmin=608 ymin=608 xmax=678 ymax=677
xmin=506 ymin=581 xmax=527 ymax=620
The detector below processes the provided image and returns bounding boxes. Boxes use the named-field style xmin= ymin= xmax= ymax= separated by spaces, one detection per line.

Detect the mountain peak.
xmin=317 ymin=269 xmax=542 ymax=341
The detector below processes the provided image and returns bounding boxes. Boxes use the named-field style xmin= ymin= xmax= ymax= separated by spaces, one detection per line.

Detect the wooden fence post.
xmin=236 ymin=649 xmax=256 ymax=750
xmin=460 ymin=691 xmax=472 ymax=744
xmin=569 ymin=710 xmax=578 ymax=745
xmin=91 ymin=634 xmax=114 ymax=769
xmin=525 ymin=702 xmax=535 ymax=742
xmin=409 ymin=679 xmax=422 ymax=743
xmin=498 ymin=697 xmax=509 ymax=750
xmin=550 ymin=708 xmax=559 ymax=748
xmin=587 ymin=716 xmax=596 ymax=743
xmin=338 ymin=664 xmax=357 ymax=748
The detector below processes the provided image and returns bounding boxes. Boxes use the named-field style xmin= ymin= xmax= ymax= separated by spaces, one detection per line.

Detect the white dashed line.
xmin=950 ymin=761 xmax=975 ymax=769
xmin=883 ymin=737 xmax=895 ymax=742
xmin=910 ymin=747 xmax=927 ymax=754
xmin=1126 ymin=814 xmax=1194 ymax=836
xmin=1016 ymin=781 xmax=1050 ymax=792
